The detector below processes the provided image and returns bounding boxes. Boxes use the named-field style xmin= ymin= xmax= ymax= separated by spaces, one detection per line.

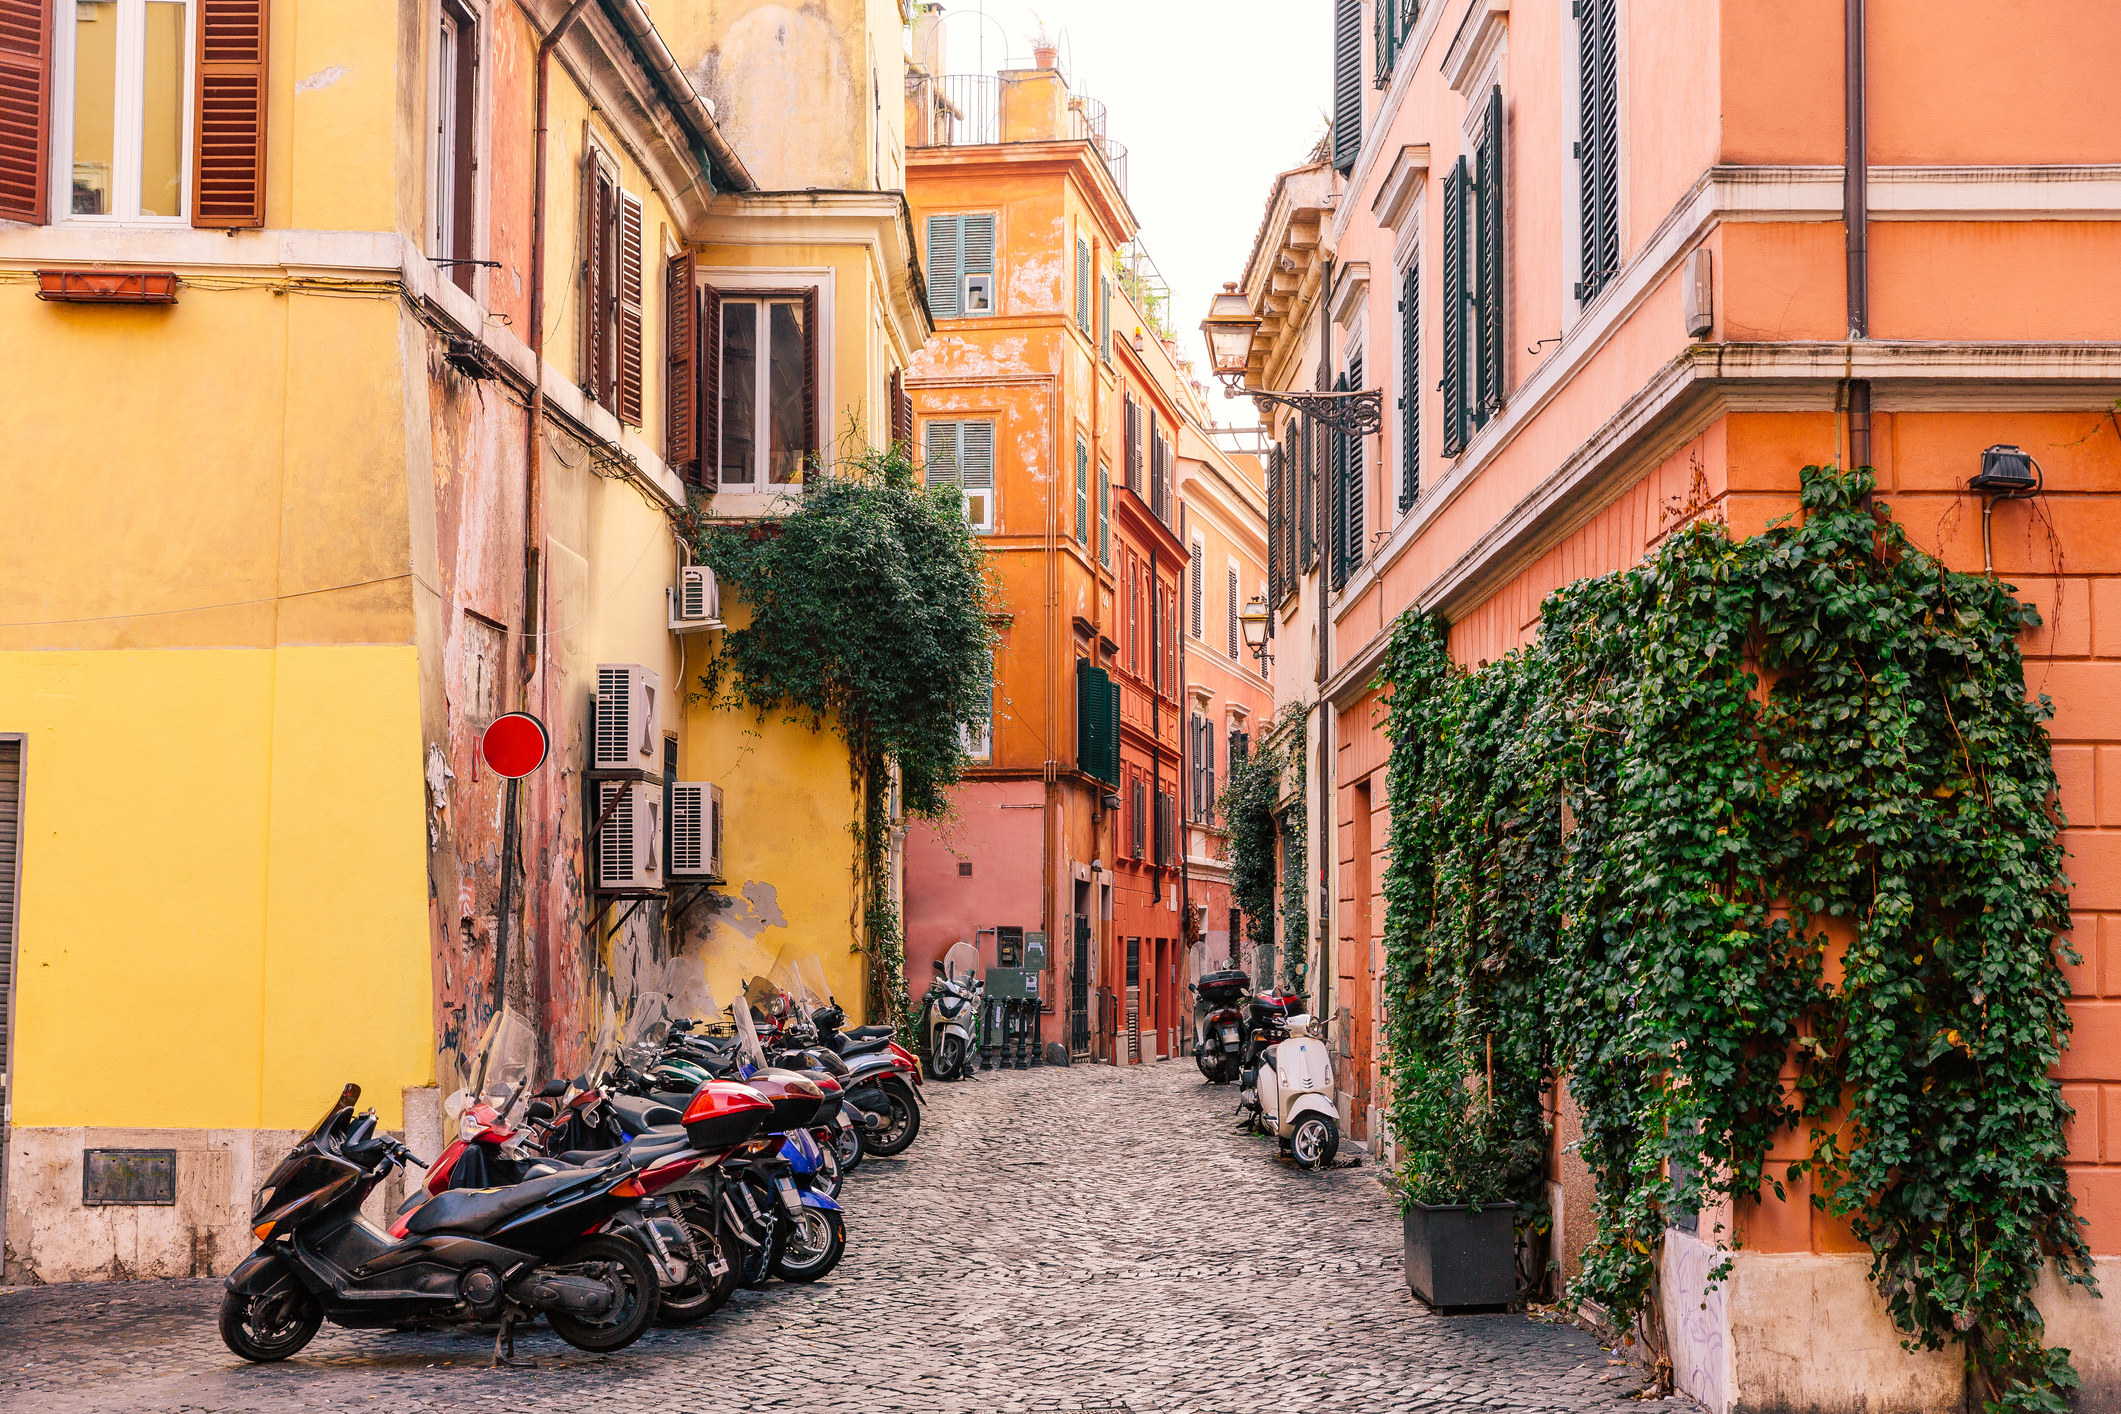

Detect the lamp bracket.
xmin=1217 ymin=376 xmax=1385 ymax=435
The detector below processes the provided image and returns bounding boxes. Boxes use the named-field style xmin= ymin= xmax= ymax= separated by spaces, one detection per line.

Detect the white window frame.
xmin=923 ymin=417 xmax=998 ymax=533
xmin=53 ymin=0 xmax=195 ymax=224
xmin=702 ymin=268 xmax=835 ymax=496
xmin=960 ymin=653 xmax=994 ymax=760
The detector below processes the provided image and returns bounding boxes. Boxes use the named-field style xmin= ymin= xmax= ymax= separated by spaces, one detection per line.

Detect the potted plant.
xmin=1390 ymin=1051 xmax=1545 ymax=1311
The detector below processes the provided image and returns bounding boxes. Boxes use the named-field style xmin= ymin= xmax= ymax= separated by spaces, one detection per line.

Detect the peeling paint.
xmin=295 ymin=64 xmax=349 ymax=94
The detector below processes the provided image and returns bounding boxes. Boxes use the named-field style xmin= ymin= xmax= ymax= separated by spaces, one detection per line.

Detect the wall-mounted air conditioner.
xmin=593 ymin=779 xmax=663 ymax=893
xmin=668 ymin=564 xmax=722 ymax=635
xmin=594 ymin=664 xmax=662 ymax=773
xmin=668 ymin=781 xmax=724 ymax=881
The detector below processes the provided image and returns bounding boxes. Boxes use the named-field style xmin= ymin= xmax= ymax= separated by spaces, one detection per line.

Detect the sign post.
xmin=480 ymin=714 xmax=549 ymax=1015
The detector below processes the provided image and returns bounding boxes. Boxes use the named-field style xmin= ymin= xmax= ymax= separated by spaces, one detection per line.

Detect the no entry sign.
xmin=481 ymin=713 xmax=549 ymax=779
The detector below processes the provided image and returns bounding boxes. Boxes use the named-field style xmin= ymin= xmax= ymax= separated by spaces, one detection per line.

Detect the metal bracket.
xmin=1230 ymin=385 xmax=1385 ymax=436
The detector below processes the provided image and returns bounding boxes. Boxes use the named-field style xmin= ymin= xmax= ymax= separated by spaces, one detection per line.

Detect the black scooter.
xmin=221 ymin=1083 xmax=661 ymax=1365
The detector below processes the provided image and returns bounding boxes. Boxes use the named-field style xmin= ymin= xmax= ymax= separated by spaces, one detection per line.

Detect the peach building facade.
xmin=1233 ymin=1 xmax=2121 ymax=1408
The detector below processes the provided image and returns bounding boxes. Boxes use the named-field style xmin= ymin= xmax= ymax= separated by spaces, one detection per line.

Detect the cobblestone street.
xmin=1 ymin=1062 xmax=1683 ymax=1413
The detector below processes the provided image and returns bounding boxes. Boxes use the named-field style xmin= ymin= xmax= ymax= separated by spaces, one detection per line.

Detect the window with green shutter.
xmin=925 ymin=212 xmax=997 ymax=320
xmin=1075 ymin=659 xmax=1119 ymax=785
xmin=1345 ymin=354 xmax=1365 ymax=572
xmin=1442 ymin=156 xmax=1469 ymax=456
xmin=1076 ymin=235 xmax=1092 ymax=333
xmin=1299 ymin=417 xmax=1317 ymax=569
xmin=1476 ymin=86 xmax=1504 ymax=422
xmin=961 ymin=653 xmax=993 ymax=760
xmin=1098 ymin=460 xmax=1111 ymax=566
xmin=924 ymin=418 xmax=997 ymax=531
xmin=1442 ymin=90 xmax=1507 ymax=454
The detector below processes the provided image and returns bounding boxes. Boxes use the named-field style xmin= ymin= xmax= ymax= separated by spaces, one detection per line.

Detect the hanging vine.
xmin=1218 ymin=701 xmax=1311 ymax=972
xmin=1278 ymin=707 xmax=1312 ymax=994
xmin=1378 ymin=465 xmax=2093 ymax=1411
xmin=691 ymin=438 xmax=996 ymax=1025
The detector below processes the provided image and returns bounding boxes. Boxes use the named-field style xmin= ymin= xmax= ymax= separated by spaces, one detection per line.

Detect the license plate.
xmin=1222 ymin=1028 xmax=1239 ymax=1044
xmin=774 ymin=1176 xmax=803 ymax=1215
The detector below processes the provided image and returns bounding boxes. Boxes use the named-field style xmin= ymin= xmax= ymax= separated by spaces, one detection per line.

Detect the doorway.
xmin=0 ymin=738 xmax=21 ymax=1220
xmin=1070 ymin=881 xmax=1091 ymax=1056
xmin=1151 ymin=938 xmax=1168 ymax=1059
xmin=1125 ymin=936 xmax=1141 ymax=1063
xmin=1351 ymin=778 xmax=1375 ymax=1138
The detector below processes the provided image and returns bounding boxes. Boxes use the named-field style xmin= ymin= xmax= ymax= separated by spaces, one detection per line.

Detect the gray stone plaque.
xmin=82 ymin=1149 xmax=177 ymax=1206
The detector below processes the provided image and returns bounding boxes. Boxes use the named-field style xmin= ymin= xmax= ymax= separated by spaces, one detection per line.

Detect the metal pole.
xmin=493 ymin=774 xmax=519 ymax=1017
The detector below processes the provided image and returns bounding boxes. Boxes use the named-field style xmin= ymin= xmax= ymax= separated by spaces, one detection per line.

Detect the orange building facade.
xmin=899 ymin=38 xmax=1269 ymax=1064
xmin=1234 ymin=1 xmax=2121 ymax=1408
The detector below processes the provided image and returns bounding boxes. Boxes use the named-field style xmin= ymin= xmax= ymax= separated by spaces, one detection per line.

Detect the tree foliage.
xmin=1217 ymin=702 xmax=1311 ymax=972
xmin=1379 ymin=466 xmax=2092 ymax=1411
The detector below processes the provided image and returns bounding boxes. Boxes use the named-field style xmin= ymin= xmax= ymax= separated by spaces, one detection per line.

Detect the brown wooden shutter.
xmin=890 ymin=367 xmax=912 ymax=450
xmin=697 ymin=284 xmax=722 ymax=489
xmin=616 ymin=192 xmax=644 ymax=427
xmin=192 ymin=0 xmax=269 ymax=228
xmin=801 ymin=284 xmax=819 ymax=474
xmin=665 ymin=250 xmax=698 ymax=481
xmin=0 ymin=0 xmax=51 ymax=224
xmin=582 ymin=153 xmax=611 ymax=404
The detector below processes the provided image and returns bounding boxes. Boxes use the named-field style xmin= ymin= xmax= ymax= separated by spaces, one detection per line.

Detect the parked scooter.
xmin=919 ymin=940 xmax=984 ymax=1080
xmin=1190 ymin=968 xmax=1251 ymax=1085
xmin=220 ymin=1083 xmax=662 ymax=1365
xmin=1238 ymin=994 xmax=1342 ymax=1170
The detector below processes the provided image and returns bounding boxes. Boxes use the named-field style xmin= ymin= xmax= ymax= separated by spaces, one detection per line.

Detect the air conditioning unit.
xmin=593 ymin=780 xmax=663 ymax=893
xmin=594 ymin=664 xmax=662 ymax=773
xmin=668 ymin=564 xmax=722 ymax=634
xmin=669 ymin=781 xmax=724 ymax=880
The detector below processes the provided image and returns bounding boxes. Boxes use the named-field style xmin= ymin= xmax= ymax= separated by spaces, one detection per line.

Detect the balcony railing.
xmin=909 ymin=72 xmax=1128 ymax=198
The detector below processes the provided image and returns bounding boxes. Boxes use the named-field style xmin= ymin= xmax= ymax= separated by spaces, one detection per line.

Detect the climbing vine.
xmin=1277 ymin=708 xmax=1312 ymax=994
xmin=692 ymin=437 xmax=996 ymax=1024
xmin=1218 ymin=702 xmax=1310 ymax=972
xmin=1379 ymin=465 xmax=2092 ymax=1411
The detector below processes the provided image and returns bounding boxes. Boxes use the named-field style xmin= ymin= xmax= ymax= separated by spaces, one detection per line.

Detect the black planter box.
xmin=1403 ymin=1201 xmax=1517 ymax=1311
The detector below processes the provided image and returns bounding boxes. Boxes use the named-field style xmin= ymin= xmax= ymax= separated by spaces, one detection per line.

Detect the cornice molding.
xmin=1441 ymin=0 xmax=1510 ymax=98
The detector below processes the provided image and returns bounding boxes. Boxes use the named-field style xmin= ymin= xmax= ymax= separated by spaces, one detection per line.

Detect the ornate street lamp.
xmin=1238 ymin=595 xmax=1273 ymax=670
xmin=1199 ymin=283 xmax=1384 ymax=435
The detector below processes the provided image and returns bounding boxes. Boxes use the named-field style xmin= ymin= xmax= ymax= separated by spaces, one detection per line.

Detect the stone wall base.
xmin=3 ymin=1089 xmax=441 ymax=1285
xmin=1660 ymin=1228 xmax=2121 ymax=1413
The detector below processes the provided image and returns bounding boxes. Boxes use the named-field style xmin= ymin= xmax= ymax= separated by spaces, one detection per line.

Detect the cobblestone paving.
xmin=0 ymin=1060 xmax=1690 ymax=1413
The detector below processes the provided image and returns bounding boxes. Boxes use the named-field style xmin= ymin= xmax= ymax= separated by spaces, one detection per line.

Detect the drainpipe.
xmin=1844 ymin=0 xmax=1871 ymax=473
xmin=1314 ymin=258 xmax=1333 ymax=1020
xmin=1177 ymin=502 xmax=1192 ymax=1007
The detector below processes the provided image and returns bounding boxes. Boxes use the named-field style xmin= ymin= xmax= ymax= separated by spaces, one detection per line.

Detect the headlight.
xmin=938 ymin=996 xmax=964 ymax=1018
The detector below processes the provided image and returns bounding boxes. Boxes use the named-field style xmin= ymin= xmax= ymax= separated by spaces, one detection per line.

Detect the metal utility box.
xmin=996 ymin=925 xmax=1023 ymax=967
xmin=986 ymin=966 xmax=1032 ymax=1000
xmin=1023 ymin=931 xmax=1048 ymax=973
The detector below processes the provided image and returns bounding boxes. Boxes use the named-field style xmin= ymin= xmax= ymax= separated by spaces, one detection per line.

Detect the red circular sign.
xmin=481 ymin=713 xmax=549 ymax=779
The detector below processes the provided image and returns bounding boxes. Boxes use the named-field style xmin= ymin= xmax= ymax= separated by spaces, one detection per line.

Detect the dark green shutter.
xmin=1331 ymin=0 xmax=1362 ymax=173
xmin=1477 ymin=85 xmax=1505 ymax=423
xmin=1075 ymin=438 xmax=1090 ymax=545
xmin=1076 ymin=236 xmax=1091 ymax=332
xmin=1300 ymin=417 xmax=1317 ymax=567
xmin=1266 ymin=442 xmax=1283 ymax=605
xmin=1100 ymin=277 xmax=1113 ymax=361
xmin=1346 ymin=355 xmax=1364 ymax=571
xmin=1076 ymin=660 xmax=1120 ymax=785
xmin=1329 ymin=377 xmax=1349 ymax=591
xmin=1105 ymin=675 xmax=1120 ymax=784
xmin=1576 ymin=0 xmax=1620 ymax=302
xmin=1441 ymin=157 xmax=1467 ymax=455
xmin=1098 ymin=459 xmax=1111 ymax=565
xmin=1399 ymin=261 xmax=1420 ymax=508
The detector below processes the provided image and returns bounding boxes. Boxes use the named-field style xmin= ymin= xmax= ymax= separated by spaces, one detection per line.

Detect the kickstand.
xmin=491 ymin=1310 xmax=533 ymax=1369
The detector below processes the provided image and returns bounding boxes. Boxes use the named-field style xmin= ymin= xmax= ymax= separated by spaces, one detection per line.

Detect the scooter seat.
xmin=404 ymin=1169 xmax=597 ymax=1237
xmin=553 ymin=1125 xmax=691 ymax=1168
xmin=609 ymin=1094 xmax=683 ymax=1132
xmin=835 ymin=1037 xmax=893 ymax=1060
xmin=845 ymin=1025 xmax=895 ymax=1040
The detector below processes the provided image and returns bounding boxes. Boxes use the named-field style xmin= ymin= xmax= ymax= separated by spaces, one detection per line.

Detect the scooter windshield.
xmin=730 ymin=993 xmax=770 ymax=1076
xmin=619 ymin=989 xmax=673 ymax=1072
xmin=942 ymin=940 xmax=981 ymax=986
xmin=473 ymin=1006 xmax=537 ymax=1124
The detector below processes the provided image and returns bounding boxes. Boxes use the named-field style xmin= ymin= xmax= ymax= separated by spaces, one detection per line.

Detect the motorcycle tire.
xmin=1194 ymin=1048 xmax=1223 ymax=1082
xmin=864 ymin=1079 xmax=921 ymax=1157
xmin=542 ymin=1234 xmax=661 ymax=1352
xmin=656 ymin=1200 xmax=737 ymax=1325
xmin=771 ymin=1206 xmax=847 ymax=1283
xmin=937 ymin=1033 xmax=967 ymax=1082
xmin=813 ymin=1138 xmax=844 ymax=1197
xmin=1290 ymin=1113 xmax=1340 ymax=1171
xmin=734 ymin=1175 xmax=782 ymax=1287
xmin=218 ymin=1281 xmax=322 ymax=1363
xmin=837 ymin=1120 xmax=865 ymax=1173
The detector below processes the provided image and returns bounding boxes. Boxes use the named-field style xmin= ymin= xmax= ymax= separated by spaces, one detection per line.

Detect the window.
xmin=1227 ymin=563 xmax=1240 ymax=660
xmin=1149 ymin=420 xmax=1172 ymax=524
xmin=1125 ymin=552 xmax=1143 ymax=677
xmin=1190 ymin=713 xmax=1217 ymax=825
xmin=1130 ymin=776 xmax=1146 ymax=861
xmin=1443 ymin=86 xmax=1506 ymax=455
xmin=429 ymin=0 xmax=478 ymax=292
xmin=1100 ymin=276 xmax=1114 ymax=362
xmin=1299 ymin=417 xmax=1317 ymax=569
xmin=1399 ymin=259 xmax=1420 ymax=509
xmin=1157 ymin=580 xmax=1176 ymax=693
xmin=1123 ymin=393 xmax=1143 ymax=492
xmin=1375 ymin=0 xmax=1418 ymax=88
xmin=1155 ymin=787 xmax=1175 ymax=866
xmin=1076 ymin=659 xmax=1119 ymax=784
xmin=961 ymin=653 xmax=993 ymax=761
xmin=1189 ymin=537 xmax=1205 ymax=639
xmin=1075 ymin=233 xmax=1091 ymax=334
xmin=1330 ymin=0 xmax=1361 ymax=174
xmin=925 ymin=211 xmax=996 ymax=319
xmin=1097 ymin=460 xmax=1112 ymax=567
xmin=666 ymin=252 xmax=698 ymax=479
xmin=1074 ymin=436 xmax=1090 ymax=546
xmin=1575 ymin=0 xmax=1621 ymax=304
xmin=61 ymin=0 xmax=189 ymax=220
xmin=1332 ymin=353 xmax=1365 ymax=588
xmin=924 ymin=419 xmax=996 ymax=531
xmin=711 ymin=290 xmax=817 ymax=485
xmin=1266 ymin=440 xmax=1283 ymax=607
xmin=580 ymin=145 xmax=646 ymax=427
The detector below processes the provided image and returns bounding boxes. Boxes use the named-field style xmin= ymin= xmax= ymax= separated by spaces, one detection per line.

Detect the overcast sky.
xmin=928 ymin=0 xmax=1334 ymax=425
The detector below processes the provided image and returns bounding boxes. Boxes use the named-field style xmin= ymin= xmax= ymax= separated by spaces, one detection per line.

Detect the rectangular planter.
xmin=1403 ymin=1201 xmax=1517 ymax=1311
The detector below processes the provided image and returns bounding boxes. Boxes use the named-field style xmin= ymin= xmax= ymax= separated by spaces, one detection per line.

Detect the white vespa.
xmin=1243 ymin=1010 xmax=1341 ymax=1170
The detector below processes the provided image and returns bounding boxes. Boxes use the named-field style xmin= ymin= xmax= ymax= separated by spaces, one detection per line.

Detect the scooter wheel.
xmin=837 ymin=1121 xmax=865 ymax=1173
xmin=218 ymin=1283 xmax=322 ymax=1362
xmin=1289 ymin=1113 xmax=1340 ymax=1170
xmin=771 ymin=1206 xmax=847 ymax=1283
xmin=937 ymin=1033 xmax=968 ymax=1081
xmin=543 ymin=1234 xmax=661 ymax=1351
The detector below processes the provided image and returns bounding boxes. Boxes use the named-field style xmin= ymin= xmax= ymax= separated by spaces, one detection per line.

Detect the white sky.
xmin=927 ymin=0 xmax=1335 ymax=426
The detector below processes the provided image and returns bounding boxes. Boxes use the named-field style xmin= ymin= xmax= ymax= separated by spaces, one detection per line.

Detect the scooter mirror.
xmin=933 ymin=959 xmax=945 ymax=975
xmin=537 ymin=1078 xmax=569 ymax=1098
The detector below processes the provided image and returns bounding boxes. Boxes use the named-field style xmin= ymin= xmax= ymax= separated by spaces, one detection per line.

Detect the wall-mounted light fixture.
xmin=1969 ymin=444 xmax=2043 ymax=576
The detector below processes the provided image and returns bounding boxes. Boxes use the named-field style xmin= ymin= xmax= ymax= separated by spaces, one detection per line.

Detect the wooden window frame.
xmin=699 ymin=273 xmax=828 ymax=490
xmin=51 ymin=0 xmax=197 ymax=223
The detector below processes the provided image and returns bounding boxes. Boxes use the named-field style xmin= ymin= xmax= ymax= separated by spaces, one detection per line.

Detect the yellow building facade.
xmin=0 ymin=0 xmax=927 ymax=1283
